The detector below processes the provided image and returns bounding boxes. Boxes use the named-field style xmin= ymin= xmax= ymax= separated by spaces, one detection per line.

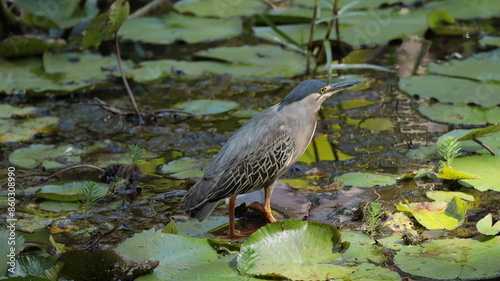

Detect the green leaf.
xmin=237 ymin=220 xmax=352 ymax=280
xmin=36 ymin=181 xmax=110 ymax=202
xmin=418 ymin=103 xmax=500 ymax=125
xmin=400 ymin=76 xmax=500 ymax=107
xmin=175 ymin=99 xmax=239 ymax=115
xmin=437 ymin=166 xmax=479 ymax=180
xmin=340 ymin=231 xmax=385 ymax=263
xmin=426 ymin=191 xmax=475 ymax=202
xmin=396 ymin=196 xmax=467 ymax=230
xmin=427 ymin=10 xmax=470 ymax=35
xmin=480 ymin=36 xmax=500 ymax=47
xmin=174 ymin=0 xmax=267 ymax=17
xmin=336 ymin=172 xmax=396 ymax=188
xmin=428 ymin=48 xmax=500 ymax=82
xmin=118 ymin=14 xmax=242 ymax=44
xmin=457 ymin=124 xmax=500 ymax=141
xmin=9 ymin=144 xmax=82 ymax=169
xmin=452 ymin=155 xmax=500 ymax=191
xmin=158 ymin=157 xmax=210 ymax=179
xmin=395 ymin=237 xmax=500 ymax=280
xmin=0 ymin=36 xmax=66 ymax=58
xmin=38 ymin=201 xmax=80 ymax=212
xmin=115 ymin=229 xmax=221 ymax=280
xmin=476 ymin=213 xmax=500 ymax=236
xmin=82 ymin=0 xmax=130 ymax=48
xmin=0 ymin=116 xmax=59 ymax=143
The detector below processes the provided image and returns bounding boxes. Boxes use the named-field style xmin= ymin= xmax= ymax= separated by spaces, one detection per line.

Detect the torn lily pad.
xmin=159 ymin=157 xmax=210 ymax=179
xmin=397 ymin=196 xmax=467 ymax=230
xmin=476 ymin=213 xmax=500 ymax=236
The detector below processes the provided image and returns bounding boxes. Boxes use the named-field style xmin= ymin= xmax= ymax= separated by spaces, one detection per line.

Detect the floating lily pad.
xmin=426 ymin=191 xmax=475 ymax=203
xmin=340 ymin=231 xmax=385 ymax=263
xmin=38 ymin=201 xmax=80 ymax=212
xmin=427 ymin=10 xmax=471 ymax=35
xmin=480 ymin=36 xmax=500 ymax=47
xmin=175 ymin=100 xmax=239 ymax=115
xmin=428 ymin=48 xmax=500 ymax=82
xmin=119 ymin=14 xmax=242 ymax=44
xmin=0 ymin=36 xmax=66 ymax=58
xmin=476 ymin=214 xmax=500 ymax=236
xmin=400 ymin=76 xmax=500 ymax=106
xmin=452 ymin=155 xmax=500 ymax=191
xmin=395 ymin=236 xmax=500 ymax=280
xmin=237 ymin=220 xmax=352 ymax=280
xmin=0 ymin=116 xmax=59 ymax=143
xmin=16 ymin=215 xmax=53 ymax=233
xmin=457 ymin=124 xmax=500 ymax=141
xmin=336 ymin=172 xmax=396 ymax=188
xmin=9 ymin=144 xmax=83 ymax=169
xmin=159 ymin=157 xmax=209 ymax=179
xmin=342 ymin=262 xmax=401 ymax=281
xmin=418 ymin=103 xmax=500 ymax=125
xmin=174 ymin=0 xmax=267 ymax=17
xmin=397 ymin=196 xmax=467 ymax=230
xmin=115 ymin=229 xmax=221 ymax=280
xmin=36 ymin=181 xmax=110 ymax=202
xmin=0 ymin=104 xmax=38 ymax=118
xmin=359 ymin=117 xmax=394 ymax=134
xmin=382 ymin=212 xmax=414 ymax=233
xmin=437 ymin=166 xmax=480 ymax=180
xmin=425 ymin=0 xmax=500 ymax=19
xmin=12 ymin=0 xmax=99 ymax=29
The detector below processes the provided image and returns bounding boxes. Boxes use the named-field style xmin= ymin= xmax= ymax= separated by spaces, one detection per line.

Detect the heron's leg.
xmin=263 ymin=181 xmax=277 ymax=223
xmin=228 ymin=195 xmax=237 ymax=238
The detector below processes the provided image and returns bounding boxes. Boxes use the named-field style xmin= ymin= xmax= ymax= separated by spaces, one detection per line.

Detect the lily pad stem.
xmin=115 ymin=32 xmax=142 ymax=120
xmin=472 ymin=138 xmax=496 ymax=156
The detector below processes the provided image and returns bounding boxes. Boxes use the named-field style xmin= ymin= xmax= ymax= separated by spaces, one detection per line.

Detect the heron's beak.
xmin=324 ymin=80 xmax=363 ymax=96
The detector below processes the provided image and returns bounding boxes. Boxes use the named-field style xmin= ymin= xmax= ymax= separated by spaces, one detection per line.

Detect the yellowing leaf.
xmin=437 ymin=166 xmax=479 ymax=180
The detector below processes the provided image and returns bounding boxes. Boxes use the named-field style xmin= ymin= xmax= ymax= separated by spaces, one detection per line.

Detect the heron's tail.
xmin=184 ymin=201 xmax=219 ymax=221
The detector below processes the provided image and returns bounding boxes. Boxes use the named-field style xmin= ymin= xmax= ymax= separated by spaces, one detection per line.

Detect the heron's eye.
xmin=319 ymin=86 xmax=328 ymax=94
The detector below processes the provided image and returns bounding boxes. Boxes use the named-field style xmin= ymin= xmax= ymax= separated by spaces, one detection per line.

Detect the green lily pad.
xmin=0 ymin=36 xmax=66 ymax=58
xmin=237 ymin=220 xmax=352 ymax=280
xmin=129 ymin=45 xmax=307 ymax=80
xmin=342 ymin=262 xmax=401 ymax=281
xmin=12 ymin=0 xmax=98 ymax=29
xmin=427 ymin=10 xmax=471 ymax=35
xmin=159 ymin=157 xmax=209 ymax=179
xmin=175 ymin=100 xmax=239 ymax=115
xmin=0 ymin=104 xmax=38 ymax=118
xmin=437 ymin=166 xmax=479 ymax=180
xmin=428 ymin=48 xmax=500 ymax=82
xmin=119 ymin=14 xmax=242 ymax=44
xmin=16 ymin=215 xmax=53 ymax=233
xmin=82 ymin=0 xmax=130 ymax=48
xmin=38 ymin=201 xmax=80 ymax=212
xmin=418 ymin=103 xmax=500 ymax=125
xmin=115 ymin=229 xmax=221 ymax=280
xmin=452 ymin=155 xmax=500 ymax=191
xmin=400 ymin=76 xmax=500 ymax=106
xmin=340 ymin=231 xmax=385 ymax=263
xmin=0 ymin=116 xmax=59 ymax=143
xmin=174 ymin=0 xmax=267 ymax=17
xmin=9 ymin=144 xmax=83 ymax=169
xmin=359 ymin=117 xmax=394 ymax=134
xmin=36 ymin=181 xmax=110 ymax=202
xmin=395 ymin=236 xmax=500 ymax=280
xmin=476 ymin=214 xmax=500 ymax=236
xmin=425 ymin=0 xmax=500 ymax=19
xmin=426 ymin=191 xmax=475 ymax=203
xmin=480 ymin=36 xmax=500 ymax=47
xmin=397 ymin=196 xmax=467 ymax=230
xmin=336 ymin=172 xmax=396 ymax=188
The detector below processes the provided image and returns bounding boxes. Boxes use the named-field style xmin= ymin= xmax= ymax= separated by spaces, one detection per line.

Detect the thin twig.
xmin=114 ymin=32 xmax=141 ymax=119
xmin=472 ymin=138 xmax=496 ymax=156
xmin=312 ymin=0 xmax=339 ymax=77
xmin=306 ymin=0 xmax=319 ymax=76
xmin=44 ymin=165 xmax=106 ymax=182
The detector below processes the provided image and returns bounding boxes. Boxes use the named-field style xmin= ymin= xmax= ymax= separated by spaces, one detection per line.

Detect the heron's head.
xmin=279 ymin=79 xmax=362 ymax=111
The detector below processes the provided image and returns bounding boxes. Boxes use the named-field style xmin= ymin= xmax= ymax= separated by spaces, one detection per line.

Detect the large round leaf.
xmin=175 ymin=99 xmax=239 ymax=115
xmin=115 ymin=229 xmax=221 ymax=280
xmin=452 ymin=155 xmax=500 ymax=191
xmin=237 ymin=220 xmax=352 ymax=280
xmin=336 ymin=172 xmax=396 ymax=188
xmin=395 ymin=237 xmax=500 ymax=280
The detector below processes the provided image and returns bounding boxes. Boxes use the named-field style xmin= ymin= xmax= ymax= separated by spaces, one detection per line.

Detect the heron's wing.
xmin=180 ymin=108 xmax=295 ymax=216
